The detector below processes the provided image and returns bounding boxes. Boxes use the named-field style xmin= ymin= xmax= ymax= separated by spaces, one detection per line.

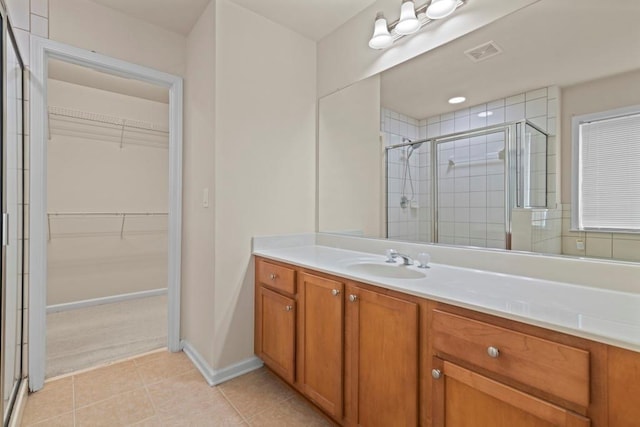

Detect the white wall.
xmin=182 ymin=0 xmax=216 ymax=366
xmin=319 ymin=76 xmax=383 ymax=237
xmin=316 ymin=0 xmax=540 ymax=98
xmin=49 ymin=0 xmax=186 ymax=76
xmin=46 ymin=79 xmax=169 ymax=305
xmin=212 ymin=0 xmax=316 ymax=369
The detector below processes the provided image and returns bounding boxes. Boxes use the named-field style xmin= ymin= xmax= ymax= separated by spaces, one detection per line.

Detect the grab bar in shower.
xmin=448 ymin=149 xmax=505 ymax=167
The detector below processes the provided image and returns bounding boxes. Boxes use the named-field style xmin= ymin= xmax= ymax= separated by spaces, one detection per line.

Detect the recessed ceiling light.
xmin=478 ymin=111 xmax=494 ymax=118
xmin=448 ymin=96 xmax=466 ymax=104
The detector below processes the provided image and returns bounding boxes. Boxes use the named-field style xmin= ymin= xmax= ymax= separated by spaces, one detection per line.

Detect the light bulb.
xmin=448 ymin=96 xmax=466 ymax=104
xmin=426 ymin=0 xmax=457 ymax=20
xmin=396 ymin=1 xmax=420 ymax=35
xmin=369 ymin=14 xmax=393 ymax=49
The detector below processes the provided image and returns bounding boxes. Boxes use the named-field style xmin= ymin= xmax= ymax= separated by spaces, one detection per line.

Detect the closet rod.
xmin=48 ymin=106 xmax=169 ymax=134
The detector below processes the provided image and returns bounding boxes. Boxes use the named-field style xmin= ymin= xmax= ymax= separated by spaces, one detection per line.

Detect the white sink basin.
xmin=346 ymin=262 xmax=426 ymax=279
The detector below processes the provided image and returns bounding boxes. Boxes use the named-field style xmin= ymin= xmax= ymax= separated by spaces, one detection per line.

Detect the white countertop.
xmin=253 ymin=244 xmax=640 ymax=352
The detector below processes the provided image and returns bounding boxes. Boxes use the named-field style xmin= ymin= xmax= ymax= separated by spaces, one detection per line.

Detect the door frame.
xmin=29 ymin=36 xmax=183 ymax=391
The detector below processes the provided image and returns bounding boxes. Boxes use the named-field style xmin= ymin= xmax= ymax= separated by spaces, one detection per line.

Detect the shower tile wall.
xmin=381 ymin=86 xmax=562 ymax=252
xmin=382 ymin=108 xmax=430 ymax=242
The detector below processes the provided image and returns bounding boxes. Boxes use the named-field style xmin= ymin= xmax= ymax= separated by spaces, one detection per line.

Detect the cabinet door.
xmin=346 ymin=286 xmax=419 ymax=427
xmin=608 ymin=346 xmax=640 ymax=426
xmin=431 ymin=357 xmax=590 ymax=427
xmin=258 ymin=286 xmax=296 ymax=383
xmin=299 ymin=273 xmax=344 ymax=419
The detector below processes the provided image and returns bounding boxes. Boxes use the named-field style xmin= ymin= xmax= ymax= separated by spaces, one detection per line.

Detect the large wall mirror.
xmin=318 ymin=0 xmax=640 ymax=263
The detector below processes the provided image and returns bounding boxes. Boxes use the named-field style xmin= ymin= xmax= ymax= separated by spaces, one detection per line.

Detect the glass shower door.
xmin=2 ymin=18 xmax=25 ymax=424
xmin=516 ymin=121 xmax=548 ymax=208
xmin=434 ymin=129 xmax=509 ymax=249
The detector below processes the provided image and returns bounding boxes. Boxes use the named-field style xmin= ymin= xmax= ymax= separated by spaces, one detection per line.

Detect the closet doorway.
xmin=30 ymin=39 xmax=183 ymax=391
xmin=45 ymin=59 xmax=171 ymax=378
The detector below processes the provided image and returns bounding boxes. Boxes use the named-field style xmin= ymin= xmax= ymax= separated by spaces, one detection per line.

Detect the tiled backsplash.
xmin=561 ymin=204 xmax=640 ymax=262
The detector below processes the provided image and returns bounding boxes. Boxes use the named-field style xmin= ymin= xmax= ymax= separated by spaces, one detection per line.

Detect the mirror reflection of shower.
xmin=384 ymin=118 xmax=548 ymax=249
xmin=400 ymin=138 xmax=423 ymax=209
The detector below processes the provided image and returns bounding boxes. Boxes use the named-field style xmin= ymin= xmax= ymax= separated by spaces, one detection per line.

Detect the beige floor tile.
xmin=147 ymin=370 xmax=212 ymax=402
xmin=135 ymin=351 xmax=196 ymax=385
xmin=20 ymin=354 xmax=332 ymax=427
xmin=133 ymin=349 xmax=183 ymax=367
xmin=160 ymin=396 xmax=246 ymax=426
xmin=75 ymin=388 xmax=155 ymax=426
xmin=25 ymin=411 xmax=74 ymax=427
xmin=127 ymin=415 xmax=163 ymax=426
xmin=74 ymin=360 xmax=145 ymax=408
xmin=21 ymin=377 xmax=73 ymax=425
xmin=219 ymin=368 xmax=295 ymax=420
xmin=247 ymin=395 xmax=335 ymax=427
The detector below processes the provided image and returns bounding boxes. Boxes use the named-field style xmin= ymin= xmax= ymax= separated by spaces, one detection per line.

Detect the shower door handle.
xmin=2 ymin=213 xmax=8 ymax=247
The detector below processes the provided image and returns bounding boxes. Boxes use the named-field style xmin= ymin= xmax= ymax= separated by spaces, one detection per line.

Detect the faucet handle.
xmin=385 ymin=249 xmax=398 ymax=263
xmin=417 ymin=252 xmax=431 ymax=269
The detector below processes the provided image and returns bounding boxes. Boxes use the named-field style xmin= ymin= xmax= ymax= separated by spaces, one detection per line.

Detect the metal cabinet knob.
xmin=269 ymin=273 xmax=277 ymax=280
xmin=487 ymin=346 xmax=500 ymax=358
xmin=331 ymin=289 xmax=340 ymax=296
xmin=285 ymin=305 xmax=293 ymax=312
xmin=431 ymin=369 xmax=442 ymax=379
xmin=349 ymin=294 xmax=358 ymax=303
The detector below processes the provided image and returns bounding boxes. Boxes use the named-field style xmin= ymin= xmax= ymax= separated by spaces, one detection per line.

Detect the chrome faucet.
xmin=385 ymin=249 xmax=414 ymax=266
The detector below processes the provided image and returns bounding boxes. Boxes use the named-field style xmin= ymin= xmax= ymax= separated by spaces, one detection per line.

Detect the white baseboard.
xmin=181 ymin=340 xmax=263 ymax=386
xmin=46 ymin=288 xmax=168 ymax=313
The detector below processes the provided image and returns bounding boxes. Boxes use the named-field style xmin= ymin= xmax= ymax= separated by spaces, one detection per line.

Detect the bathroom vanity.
xmin=253 ymin=244 xmax=640 ymax=427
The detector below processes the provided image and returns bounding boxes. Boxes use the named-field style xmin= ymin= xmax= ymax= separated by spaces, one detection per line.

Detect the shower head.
xmin=404 ymin=139 xmax=423 ymax=159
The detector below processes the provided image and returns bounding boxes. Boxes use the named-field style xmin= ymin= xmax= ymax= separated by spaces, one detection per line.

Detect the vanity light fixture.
xmin=396 ymin=1 xmax=420 ymax=35
xmin=426 ymin=0 xmax=458 ymax=19
xmin=368 ymin=0 xmax=465 ymax=50
xmin=369 ymin=13 xmax=394 ymax=49
xmin=448 ymin=96 xmax=466 ymax=104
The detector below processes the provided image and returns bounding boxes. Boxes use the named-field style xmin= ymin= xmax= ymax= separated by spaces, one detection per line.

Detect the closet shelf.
xmin=48 ymin=106 xmax=169 ymax=149
xmin=47 ymin=211 xmax=168 ymax=241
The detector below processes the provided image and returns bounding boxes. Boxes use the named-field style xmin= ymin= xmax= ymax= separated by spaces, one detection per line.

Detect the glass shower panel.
xmin=435 ymin=130 xmax=508 ymax=249
xmin=517 ymin=122 xmax=548 ymax=208
xmin=2 ymin=24 xmax=24 ymax=423
xmin=385 ymin=133 xmax=430 ymax=242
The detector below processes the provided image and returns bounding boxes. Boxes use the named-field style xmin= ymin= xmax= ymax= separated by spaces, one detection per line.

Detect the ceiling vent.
xmin=464 ymin=41 xmax=503 ymax=63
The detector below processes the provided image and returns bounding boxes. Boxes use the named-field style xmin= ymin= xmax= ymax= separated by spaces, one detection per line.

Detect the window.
xmin=572 ymin=105 xmax=640 ymax=232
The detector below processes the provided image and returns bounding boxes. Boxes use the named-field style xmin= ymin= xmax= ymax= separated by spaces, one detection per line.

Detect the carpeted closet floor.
xmin=46 ymin=295 xmax=167 ymax=379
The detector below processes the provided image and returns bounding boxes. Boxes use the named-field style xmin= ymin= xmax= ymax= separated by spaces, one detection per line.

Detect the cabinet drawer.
xmin=257 ymin=259 xmax=296 ymax=295
xmin=432 ymin=310 xmax=590 ymax=407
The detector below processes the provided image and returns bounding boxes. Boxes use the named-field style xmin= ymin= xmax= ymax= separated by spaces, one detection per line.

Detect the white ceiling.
xmin=381 ymin=0 xmax=640 ymax=119
xmin=89 ymin=0 xmax=211 ymax=35
xmin=88 ymin=0 xmax=379 ymax=40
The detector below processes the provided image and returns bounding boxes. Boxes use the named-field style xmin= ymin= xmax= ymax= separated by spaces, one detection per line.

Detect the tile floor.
xmin=21 ymin=350 xmax=335 ymax=426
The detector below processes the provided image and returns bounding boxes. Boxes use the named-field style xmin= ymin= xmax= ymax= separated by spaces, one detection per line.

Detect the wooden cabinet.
xmin=608 ymin=346 xmax=640 ymax=426
xmin=431 ymin=357 xmax=590 ymax=427
xmin=345 ymin=285 xmax=420 ymax=427
xmin=431 ymin=309 xmax=590 ymax=407
xmin=255 ymin=259 xmax=297 ymax=384
xmin=430 ymin=306 xmax=592 ymax=427
xmin=256 ymin=286 xmax=296 ymax=383
xmin=298 ymin=272 xmax=345 ymax=420
xmin=254 ymin=256 xmax=640 ymax=427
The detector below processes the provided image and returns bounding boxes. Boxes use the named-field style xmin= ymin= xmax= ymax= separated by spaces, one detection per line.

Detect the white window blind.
xmin=577 ymin=111 xmax=640 ymax=231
